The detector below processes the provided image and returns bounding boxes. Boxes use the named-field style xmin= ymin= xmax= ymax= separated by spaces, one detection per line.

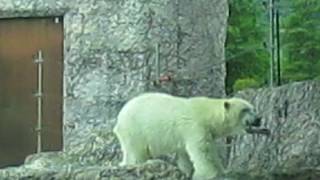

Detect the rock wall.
xmin=0 ymin=124 xmax=188 ymax=179
xmin=0 ymin=0 xmax=228 ymax=149
xmin=229 ymin=80 xmax=320 ymax=176
xmin=0 ymin=0 xmax=228 ymax=147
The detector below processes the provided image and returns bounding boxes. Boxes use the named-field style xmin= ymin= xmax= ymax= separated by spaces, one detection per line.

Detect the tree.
xmin=281 ymin=0 xmax=320 ymax=82
xmin=226 ymin=0 xmax=269 ymax=94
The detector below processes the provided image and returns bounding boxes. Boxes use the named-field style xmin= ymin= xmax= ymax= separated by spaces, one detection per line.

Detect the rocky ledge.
xmin=1 ymin=124 xmax=319 ymax=180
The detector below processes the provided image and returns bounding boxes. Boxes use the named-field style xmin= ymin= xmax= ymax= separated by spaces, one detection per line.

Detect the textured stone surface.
xmin=8 ymin=1 xmax=318 ymax=179
xmin=0 ymin=0 xmax=228 ymax=149
xmin=1 ymin=80 xmax=320 ymax=180
xmin=228 ymin=80 xmax=320 ymax=176
xmin=0 ymin=125 xmax=188 ymax=180
xmin=0 ymin=159 xmax=188 ymax=180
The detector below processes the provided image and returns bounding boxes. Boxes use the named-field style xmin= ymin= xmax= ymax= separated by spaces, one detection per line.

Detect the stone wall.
xmin=0 ymin=0 xmax=228 ymax=149
xmin=1 ymin=81 xmax=319 ymax=180
xmin=228 ymin=80 xmax=320 ymax=176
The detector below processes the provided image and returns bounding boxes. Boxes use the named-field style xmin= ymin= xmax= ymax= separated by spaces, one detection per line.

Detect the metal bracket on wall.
xmin=34 ymin=50 xmax=44 ymax=153
xmin=153 ymin=43 xmax=173 ymax=85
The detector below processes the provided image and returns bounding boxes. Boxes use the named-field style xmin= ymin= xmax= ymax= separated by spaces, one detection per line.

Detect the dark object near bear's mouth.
xmin=245 ymin=116 xmax=262 ymax=127
xmin=251 ymin=116 xmax=262 ymax=127
xmin=246 ymin=127 xmax=270 ymax=135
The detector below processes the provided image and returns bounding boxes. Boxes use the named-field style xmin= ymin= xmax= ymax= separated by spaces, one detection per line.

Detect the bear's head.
xmin=223 ymin=98 xmax=264 ymax=136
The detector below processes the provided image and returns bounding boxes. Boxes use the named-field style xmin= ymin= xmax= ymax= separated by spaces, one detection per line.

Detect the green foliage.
xmin=226 ymin=0 xmax=269 ymax=94
xmin=281 ymin=0 xmax=320 ymax=83
xmin=226 ymin=0 xmax=320 ymax=93
xmin=233 ymin=78 xmax=260 ymax=92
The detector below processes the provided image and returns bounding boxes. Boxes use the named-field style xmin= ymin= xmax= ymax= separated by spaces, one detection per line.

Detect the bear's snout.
xmin=251 ymin=116 xmax=261 ymax=127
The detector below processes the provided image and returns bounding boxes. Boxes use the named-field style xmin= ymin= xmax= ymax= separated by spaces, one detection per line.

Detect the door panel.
xmin=0 ymin=17 xmax=63 ymax=167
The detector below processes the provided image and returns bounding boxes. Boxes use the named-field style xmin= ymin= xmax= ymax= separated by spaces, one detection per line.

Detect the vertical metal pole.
xmin=156 ymin=43 xmax=161 ymax=81
xmin=35 ymin=50 xmax=43 ymax=153
xmin=175 ymin=0 xmax=181 ymax=69
xmin=269 ymin=0 xmax=275 ymax=87
xmin=275 ymin=0 xmax=281 ymax=86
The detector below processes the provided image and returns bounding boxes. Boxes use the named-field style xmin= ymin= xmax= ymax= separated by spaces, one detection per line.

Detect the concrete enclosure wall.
xmin=0 ymin=0 xmax=229 ymax=149
xmin=229 ymin=81 xmax=320 ymax=174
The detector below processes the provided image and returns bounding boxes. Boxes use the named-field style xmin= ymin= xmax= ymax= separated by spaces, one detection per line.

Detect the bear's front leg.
xmin=185 ymin=135 xmax=224 ymax=180
xmin=177 ymin=152 xmax=194 ymax=177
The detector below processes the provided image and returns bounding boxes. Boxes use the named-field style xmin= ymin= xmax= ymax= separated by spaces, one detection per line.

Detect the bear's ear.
xmin=224 ymin=101 xmax=231 ymax=110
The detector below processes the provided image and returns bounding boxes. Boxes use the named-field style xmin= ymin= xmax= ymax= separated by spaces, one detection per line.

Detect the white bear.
xmin=113 ymin=92 xmax=262 ymax=179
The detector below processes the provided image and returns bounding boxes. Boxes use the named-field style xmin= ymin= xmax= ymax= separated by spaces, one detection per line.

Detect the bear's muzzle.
xmin=251 ymin=116 xmax=262 ymax=127
xmin=245 ymin=116 xmax=270 ymax=135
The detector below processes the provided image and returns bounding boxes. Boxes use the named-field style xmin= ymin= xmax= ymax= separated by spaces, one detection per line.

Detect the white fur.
xmin=114 ymin=93 xmax=256 ymax=179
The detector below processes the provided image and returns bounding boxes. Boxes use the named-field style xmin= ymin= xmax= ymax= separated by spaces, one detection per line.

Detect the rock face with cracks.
xmin=228 ymin=81 xmax=320 ymax=179
xmin=0 ymin=0 xmax=229 ymax=179
xmin=0 ymin=125 xmax=187 ymax=180
xmin=1 ymin=0 xmax=320 ymax=179
xmin=0 ymin=0 xmax=228 ymax=149
xmin=0 ymin=81 xmax=320 ymax=179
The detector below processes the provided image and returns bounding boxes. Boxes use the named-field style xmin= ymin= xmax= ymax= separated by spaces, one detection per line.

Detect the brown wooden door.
xmin=0 ymin=17 xmax=63 ymax=168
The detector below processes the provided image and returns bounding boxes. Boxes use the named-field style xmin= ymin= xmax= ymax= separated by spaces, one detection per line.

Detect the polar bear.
xmin=114 ymin=92 xmax=263 ymax=179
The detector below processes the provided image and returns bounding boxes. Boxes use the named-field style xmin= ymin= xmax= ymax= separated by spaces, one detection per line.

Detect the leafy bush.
xmin=233 ymin=78 xmax=260 ymax=92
